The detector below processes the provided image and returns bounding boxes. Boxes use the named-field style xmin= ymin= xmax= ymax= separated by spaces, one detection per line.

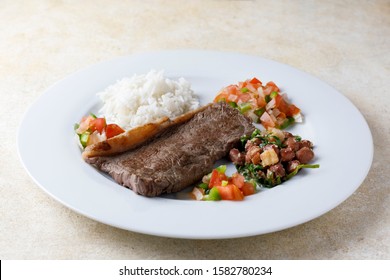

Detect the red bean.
xmin=296 ymin=147 xmax=314 ymax=164
xmin=245 ymin=138 xmax=262 ymax=151
xmin=283 ymin=137 xmax=300 ymax=151
xmin=263 ymin=144 xmax=280 ymax=156
xmin=280 ymin=147 xmax=295 ymax=162
xmin=245 ymin=146 xmax=261 ymax=164
xmin=299 ymin=140 xmax=313 ymax=149
xmin=286 ymin=160 xmax=301 ymax=173
xmin=229 ymin=148 xmax=245 ymax=165
xmin=269 ymin=163 xmax=286 ymax=177
xmin=283 ymin=131 xmax=293 ymax=138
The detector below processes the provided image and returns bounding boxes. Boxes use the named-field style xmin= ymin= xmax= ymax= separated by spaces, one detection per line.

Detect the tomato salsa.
xmin=191 ymin=165 xmax=256 ymax=201
xmin=74 ymin=113 xmax=125 ymax=148
xmin=214 ymin=77 xmax=302 ymax=129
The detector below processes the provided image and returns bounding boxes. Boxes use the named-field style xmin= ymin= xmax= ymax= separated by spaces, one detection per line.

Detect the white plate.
xmin=18 ymin=50 xmax=373 ymax=239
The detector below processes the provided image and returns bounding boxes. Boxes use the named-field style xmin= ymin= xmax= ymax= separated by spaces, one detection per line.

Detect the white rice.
xmin=98 ymin=70 xmax=200 ymax=130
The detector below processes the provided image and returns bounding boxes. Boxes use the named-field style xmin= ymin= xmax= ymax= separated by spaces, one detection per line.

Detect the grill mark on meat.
xmin=86 ymin=102 xmax=255 ymax=197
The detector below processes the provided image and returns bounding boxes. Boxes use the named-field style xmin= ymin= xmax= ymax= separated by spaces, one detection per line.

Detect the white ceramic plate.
xmin=18 ymin=50 xmax=373 ymax=239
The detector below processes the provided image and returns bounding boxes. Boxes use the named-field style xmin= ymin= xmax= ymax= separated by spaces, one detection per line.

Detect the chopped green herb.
xmin=251 ymin=129 xmax=261 ymax=138
xmin=271 ymin=135 xmax=282 ymax=148
xmin=237 ymin=164 xmax=263 ymax=182
xmin=240 ymin=87 xmax=249 ymax=93
xmin=240 ymin=134 xmax=250 ymax=147
xmin=294 ymin=135 xmax=302 ymax=142
xmin=286 ymin=164 xmax=320 ymax=180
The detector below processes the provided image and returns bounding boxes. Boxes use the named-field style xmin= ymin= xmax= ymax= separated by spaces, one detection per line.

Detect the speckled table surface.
xmin=1 ymin=0 xmax=389 ymax=259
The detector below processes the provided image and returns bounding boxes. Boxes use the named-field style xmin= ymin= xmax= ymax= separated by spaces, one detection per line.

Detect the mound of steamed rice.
xmin=98 ymin=70 xmax=200 ymax=130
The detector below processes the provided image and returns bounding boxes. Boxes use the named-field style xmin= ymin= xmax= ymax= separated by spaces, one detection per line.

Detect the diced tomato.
xmin=238 ymin=93 xmax=252 ymax=102
xmin=288 ymin=104 xmax=301 ymax=116
xmin=244 ymin=83 xmax=256 ymax=93
xmin=226 ymin=85 xmax=239 ymax=95
xmin=216 ymin=185 xmax=233 ymax=200
xmin=76 ymin=115 xmax=95 ymax=134
xmin=238 ymin=81 xmax=247 ymax=88
xmin=90 ymin=117 xmax=106 ymax=134
xmin=249 ymin=77 xmax=261 ymax=85
xmin=208 ymin=169 xmax=228 ymax=188
xmin=216 ymin=184 xmax=244 ymax=201
xmin=265 ymin=81 xmax=280 ymax=93
xmin=241 ymin=182 xmax=255 ymax=196
xmin=80 ymin=115 xmax=93 ymax=124
xmin=231 ymin=173 xmax=245 ymax=189
xmin=105 ymin=124 xmax=125 ymax=139
xmin=257 ymin=96 xmax=267 ymax=108
xmin=274 ymin=95 xmax=290 ymax=114
xmin=213 ymin=92 xmax=228 ymax=102
xmin=231 ymin=184 xmax=244 ymax=200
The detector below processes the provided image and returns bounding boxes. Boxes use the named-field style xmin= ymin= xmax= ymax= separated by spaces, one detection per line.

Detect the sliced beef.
xmin=86 ymin=102 xmax=255 ymax=197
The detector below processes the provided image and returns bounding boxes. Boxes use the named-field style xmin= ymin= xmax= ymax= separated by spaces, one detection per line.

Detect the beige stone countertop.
xmin=1 ymin=0 xmax=389 ymax=259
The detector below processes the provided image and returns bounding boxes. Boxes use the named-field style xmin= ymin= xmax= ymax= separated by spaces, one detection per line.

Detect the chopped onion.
xmin=191 ymin=187 xmax=204 ymax=201
xmin=245 ymin=83 xmax=256 ymax=92
xmin=269 ymin=128 xmax=285 ymax=141
xmin=257 ymin=86 xmax=264 ymax=96
xmin=247 ymin=110 xmax=259 ymax=123
xmin=273 ymin=108 xmax=281 ymax=117
xmin=265 ymin=98 xmax=276 ymax=110
xmin=228 ymin=94 xmax=238 ymax=102
xmin=260 ymin=111 xmax=275 ymax=127
xmin=293 ymin=113 xmax=303 ymax=123
xmin=87 ymin=130 xmax=107 ymax=146
xmin=268 ymin=110 xmax=278 ymax=123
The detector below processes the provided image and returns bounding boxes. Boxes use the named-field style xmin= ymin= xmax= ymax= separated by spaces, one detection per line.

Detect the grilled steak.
xmin=86 ymin=102 xmax=255 ymax=197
